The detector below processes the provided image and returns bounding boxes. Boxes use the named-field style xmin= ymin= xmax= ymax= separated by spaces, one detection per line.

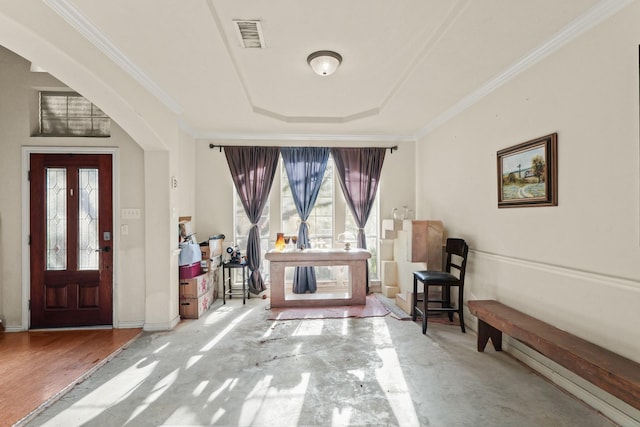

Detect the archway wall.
xmin=0 ymin=5 xmax=189 ymax=330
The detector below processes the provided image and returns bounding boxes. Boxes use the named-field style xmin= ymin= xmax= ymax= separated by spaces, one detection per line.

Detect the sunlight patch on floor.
xmin=210 ymin=407 xmax=226 ymax=424
xmin=40 ymin=358 xmax=158 ymax=427
xmin=239 ymin=373 xmax=311 ymax=426
xmin=125 ymin=368 xmax=179 ymax=424
xmin=373 ymin=318 xmax=420 ymax=427
xmin=207 ymin=378 xmax=235 ymax=403
xmin=340 ymin=318 xmax=350 ymax=335
xmin=203 ymin=305 xmax=234 ymax=325
xmin=200 ymin=308 xmax=255 ymax=352
xmin=292 ymin=319 xmax=324 ymax=336
xmin=192 ymin=380 xmax=209 ymax=397
xmin=185 ymin=354 xmax=203 ymax=369
xmin=152 ymin=342 xmax=170 ymax=354
xmin=348 ymin=369 xmax=365 ymax=382
xmin=332 ymin=406 xmax=353 ymax=427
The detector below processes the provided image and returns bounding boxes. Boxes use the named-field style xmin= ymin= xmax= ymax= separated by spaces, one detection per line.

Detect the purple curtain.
xmin=281 ymin=147 xmax=330 ymax=293
xmin=331 ymin=148 xmax=386 ymax=249
xmin=224 ymin=146 xmax=280 ymax=295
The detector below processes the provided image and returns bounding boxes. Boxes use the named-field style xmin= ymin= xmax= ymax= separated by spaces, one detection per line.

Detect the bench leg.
xmin=477 ymin=319 xmax=502 ymax=352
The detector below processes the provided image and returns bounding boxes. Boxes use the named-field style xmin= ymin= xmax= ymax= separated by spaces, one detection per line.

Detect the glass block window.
xmin=46 ymin=168 xmax=67 ymax=270
xmin=39 ymin=92 xmax=110 ymax=137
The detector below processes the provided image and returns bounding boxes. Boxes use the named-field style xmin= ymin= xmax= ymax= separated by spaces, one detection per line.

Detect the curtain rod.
xmin=208 ymin=144 xmax=398 ymax=153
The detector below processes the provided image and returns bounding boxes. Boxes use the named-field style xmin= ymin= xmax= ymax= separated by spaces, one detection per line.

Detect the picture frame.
xmin=497 ymin=133 xmax=557 ymax=208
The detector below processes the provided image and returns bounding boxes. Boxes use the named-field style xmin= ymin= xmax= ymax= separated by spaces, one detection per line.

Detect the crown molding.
xmin=195 ymin=131 xmax=415 ymax=143
xmin=415 ymin=0 xmax=634 ymax=140
xmin=42 ymin=0 xmax=632 ymax=143
xmin=252 ymin=106 xmax=382 ymax=124
xmin=43 ymin=0 xmax=183 ymax=115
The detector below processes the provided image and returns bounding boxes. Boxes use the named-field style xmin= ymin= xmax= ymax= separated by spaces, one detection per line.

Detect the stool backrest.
xmin=445 ymin=238 xmax=469 ymax=283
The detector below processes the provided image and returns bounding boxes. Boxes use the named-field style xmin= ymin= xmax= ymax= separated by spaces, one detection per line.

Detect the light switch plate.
xmin=121 ymin=208 xmax=141 ymax=219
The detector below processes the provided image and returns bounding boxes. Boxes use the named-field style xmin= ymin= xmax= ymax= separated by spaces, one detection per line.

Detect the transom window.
xmin=39 ymin=92 xmax=110 ymax=137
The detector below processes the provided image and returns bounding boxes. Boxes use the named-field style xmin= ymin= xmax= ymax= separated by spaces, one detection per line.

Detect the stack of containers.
xmin=178 ymin=234 xmax=225 ymax=319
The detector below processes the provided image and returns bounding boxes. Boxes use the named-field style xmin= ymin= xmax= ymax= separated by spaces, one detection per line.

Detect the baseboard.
xmin=115 ymin=320 xmax=144 ymax=329
xmin=4 ymin=325 xmax=27 ymax=333
xmin=143 ymin=315 xmax=181 ymax=332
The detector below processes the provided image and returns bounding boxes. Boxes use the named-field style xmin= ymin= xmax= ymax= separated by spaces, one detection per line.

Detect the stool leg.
xmin=442 ymin=286 xmax=453 ymax=322
xmin=242 ymin=267 xmax=246 ymax=304
xmin=458 ymin=284 xmax=465 ymax=333
xmin=412 ymin=276 xmax=418 ymax=321
xmin=223 ymin=268 xmax=227 ymax=305
xmin=422 ymin=283 xmax=428 ymax=334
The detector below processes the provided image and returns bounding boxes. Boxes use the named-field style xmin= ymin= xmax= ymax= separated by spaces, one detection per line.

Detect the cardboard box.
xmin=179 ymin=271 xmax=211 ymax=299
xmin=179 ymin=262 xmax=201 ymax=280
xmin=179 ymin=284 xmax=214 ymax=319
xmin=178 ymin=216 xmax=194 ymax=241
xmin=201 ymin=235 xmax=224 ymax=260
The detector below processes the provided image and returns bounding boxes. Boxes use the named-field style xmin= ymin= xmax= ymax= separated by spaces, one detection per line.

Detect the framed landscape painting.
xmin=497 ymin=133 xmax=557 ymax=208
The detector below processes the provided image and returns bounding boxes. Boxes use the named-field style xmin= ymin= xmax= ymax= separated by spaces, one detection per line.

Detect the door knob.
xmin=95 ymin=246 xmax=111 ymax=252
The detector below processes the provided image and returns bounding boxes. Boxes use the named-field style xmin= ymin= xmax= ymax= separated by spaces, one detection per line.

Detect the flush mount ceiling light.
xmin=307 ymin=50 xmax=342 ymax=76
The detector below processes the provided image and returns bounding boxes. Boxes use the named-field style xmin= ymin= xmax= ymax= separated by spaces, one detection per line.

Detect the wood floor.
xmin=0 ymin=328 xmax=142 ymax=427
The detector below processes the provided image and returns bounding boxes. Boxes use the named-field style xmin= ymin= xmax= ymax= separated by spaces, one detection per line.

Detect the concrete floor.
xmin=24 ymin=296 xmax=617 ymax=427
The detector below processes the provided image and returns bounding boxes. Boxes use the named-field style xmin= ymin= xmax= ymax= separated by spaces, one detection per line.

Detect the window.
xmin=345 ymin=201 xmax=378 ymax=280
xmin=233 ymin=154 xmax=380 ymax=283
xmin=233 ymin=193 xmax=270 ymax=269
xmin=280 ymin=159 xmax=334 ymax=249
xmin=39 ymin=92 xmax=110 ymax=137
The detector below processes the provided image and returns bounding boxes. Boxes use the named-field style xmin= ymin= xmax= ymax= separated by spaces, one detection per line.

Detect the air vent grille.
xmin=233 ymin=20 xmax=265 ymax=48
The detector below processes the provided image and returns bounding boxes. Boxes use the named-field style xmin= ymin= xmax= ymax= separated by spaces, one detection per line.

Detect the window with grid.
xmin=39 ymin=92 xmax=110 ymax=137
xmin=281 ymin=158 xmax=335 ymax=281
xmin=233 ymin=154 xmax=380 ymax=283
xmin=280 ymin=158 xmax=334 ymax=250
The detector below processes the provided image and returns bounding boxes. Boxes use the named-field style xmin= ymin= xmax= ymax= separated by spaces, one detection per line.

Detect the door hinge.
xmin=28 ymin=235 xmax=31 ymax=245
xmin=28 ymin=299 xmax=31 ymax=310
xmin=28 ymin=170 xmax=30 ymax=181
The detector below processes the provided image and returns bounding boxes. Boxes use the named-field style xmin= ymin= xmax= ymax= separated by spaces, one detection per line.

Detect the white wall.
xmin=416 ymin=4 xmax=640 ymax=363
xmin=178 ymin=130 xmax=196 ymax=220
xmin=0 ymin=46 xmax=148 ymax=329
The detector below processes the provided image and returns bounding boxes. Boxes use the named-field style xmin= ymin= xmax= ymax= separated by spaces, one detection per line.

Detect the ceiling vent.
xmin=233 ymin=20 xmax=265 ymax=48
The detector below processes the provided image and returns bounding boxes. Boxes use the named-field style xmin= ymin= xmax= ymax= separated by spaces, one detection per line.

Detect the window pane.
xmin=67 ymin=96 xmax=92 ymax=116
xmin=78 ymin=168 xmax=99 ymax=270
xmin=233 ymin=190 xmax=269 ymax=281
xmin=281 ymin=158 xmax=334 ymax=280
xmin=281 ymin=158 xmax=333 ymax=251
xmin=345 ymin=193 xmax=379 ymax=280
xmin=46 ymin=168 xmax=67 ymax=270
xmin=40 ymin=92 xmax=110 ymax=137
xmin=41 ymin=95 xmax=67 ymax=117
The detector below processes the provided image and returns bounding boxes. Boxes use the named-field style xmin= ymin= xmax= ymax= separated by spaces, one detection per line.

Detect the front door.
xmin=30 ymin=153 xmax=113 ymax=328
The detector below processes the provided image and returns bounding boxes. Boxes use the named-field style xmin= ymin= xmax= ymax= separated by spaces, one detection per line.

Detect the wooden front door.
xmin=30 ymin=153 xmax=113 ymax=328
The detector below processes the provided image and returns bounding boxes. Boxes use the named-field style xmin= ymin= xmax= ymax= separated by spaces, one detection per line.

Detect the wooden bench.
xmin=468 ymin=299 xmax=640 ymax=410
